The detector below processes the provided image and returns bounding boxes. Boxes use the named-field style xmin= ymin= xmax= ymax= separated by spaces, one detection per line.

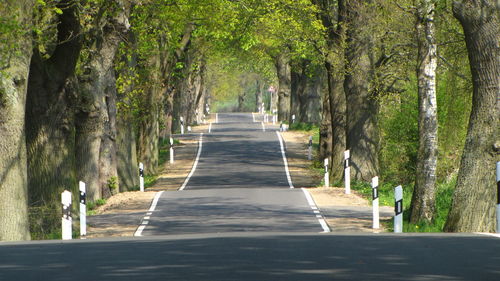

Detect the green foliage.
xmin=289 ymin=122 xmax=318 ymax=132
xmin=107 ymin=176 xmax=118 ymax=191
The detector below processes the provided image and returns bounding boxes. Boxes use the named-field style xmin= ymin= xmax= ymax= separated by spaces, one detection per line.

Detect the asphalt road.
xmin=1 ymin=233 xmax=500 ymax=280
xmin=141 ymin=113 xmax=325 ymax=235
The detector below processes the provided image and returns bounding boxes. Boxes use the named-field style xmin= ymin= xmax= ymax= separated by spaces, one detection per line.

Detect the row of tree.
xmin=0 ymin=0 xmax=498 ymax=241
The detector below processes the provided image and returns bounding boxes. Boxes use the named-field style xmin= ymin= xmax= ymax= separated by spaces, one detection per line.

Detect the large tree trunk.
xmin=25 ymin=0 xmax=82 ymax=237
xmin=410 ymin=0 xmax=438 ymax=224
xmin=444 ymin=0 xmax=499 ymax=232
xmin=275 ymin=52 xmax=292 ymax=122
xmin=314 ymin=0 xmax=347 ymax=182
xmin=319 ymin=88 xmax=333 ymax=163
xmin=298 ymin=64 xmax=323 ymax=124
xmin=75 ymin=0 xmax=130 ymax=200
xmin=0 ymin=0 xmax=33 ymax=241
xmin=343 ymin=0 xmax=379 ymax=182
xmin=290 ymin=63 xmax=306 ymax=122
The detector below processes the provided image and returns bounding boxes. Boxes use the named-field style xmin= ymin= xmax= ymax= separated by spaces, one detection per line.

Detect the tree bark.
xmin=25 ymin=0 xmax=82 ymax=237
xmin=319 ymin=87 xmax=333 ymax=163
xmin=275 ymin=51 xmax=292 ymax=122
xmin=315 ymin=0 xmax=347 ymax=182
xmin=410 ymin=0 xmax=439 ymax=224
xmin=76 ymin=0 xmax=130 ymax=200
xmin=0 ymin=0 xmax=33 ymax=241
xmin=343 ymin=0 xmax=379 ymax=182
xmin=444 ymin=0 xmax=499 ymax=232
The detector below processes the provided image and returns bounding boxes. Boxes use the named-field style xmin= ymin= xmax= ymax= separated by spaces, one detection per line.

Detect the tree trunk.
xmin=319 ymin=88 xmax=333 ymax=163
xmin=410 ymin=0 xmax=438 ymax=224
xmin=325 ymin=61 xmax=347 ymax=182
xmin=116 ymin=111 xmax=139 ymax=192
xmin=275 ymin=52 xmax=292 ymax=122
xmin=297 ymin=64 xmax=322 ymax=124
xmin=314 ymin=0 xmax=348 ymax=182
xmin=255 ymin=79 xmax=263 ymax=112
xmin=75 ymin=0 xmax=130 ymax=201
xmin=444 ymin=0 xmax=499 ymax=232
xmin=25 ymin=0 xmax=82 ymax=237
xmin=343 ymin=0 xmax=379 ymax=182
xmin=0 ymin=0 xmax=33 ymax=241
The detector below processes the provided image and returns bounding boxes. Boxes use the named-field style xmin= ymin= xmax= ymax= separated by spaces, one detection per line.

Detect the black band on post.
xmin=139 ymin=168 xmax=144 ymax=177
xmin=345 ymin=159 xmax=349 ymax=169
xmin=62 ymin=204 xmax=71 ymax=219
xmin=395 ymin=199 xmax=403 ymax=215
xmin=372 ymin=188 xmax=378 ymax=200
xmin=497 ymin=180 xmax=500 ymax=205
xmin=80 ymin=191 xmax=86 ymax=204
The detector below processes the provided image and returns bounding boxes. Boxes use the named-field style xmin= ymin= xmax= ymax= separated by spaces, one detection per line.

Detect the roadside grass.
xmin=349 ymin=178 xmax=455 ymax=233
xmin=87 ymin=198 xmax=107 ymax=216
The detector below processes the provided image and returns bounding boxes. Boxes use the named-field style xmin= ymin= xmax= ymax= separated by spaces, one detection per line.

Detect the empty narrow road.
xmin=140 ymin=113 xmax=327 ymax=235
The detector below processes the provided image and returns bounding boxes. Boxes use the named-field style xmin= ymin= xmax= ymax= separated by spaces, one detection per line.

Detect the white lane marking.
xmin=302 ymin=188 xmax=331 ymax=233
xmin=276 ymin=131 xmax=294 ymax=189
xmin=134 ymin=190 xmax=164 ymax=237
xmin=180 ymin=133 xmax=204 ymax=191
xmin=261 ymin=122 xmax=265 ymax=132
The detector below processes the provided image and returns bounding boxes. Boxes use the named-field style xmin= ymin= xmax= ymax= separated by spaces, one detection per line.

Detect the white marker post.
xmin=79 ymin=181 xmax=86 ymax=239
xmin=394 ymin=185 xmax=403 ymax=233
xmin=187 ymin=126 xmax=192 ymax=132
xmin=372 ymin=177 xmax=380 ymax=229
xmin=261 ymin=122 xmax=265 ymax=132
xmin=292 ymin=114 xmax=296 ymax=124
xmin=308 ymin=136 xmax=313 ymax=161
xmin=215 ymin=113 xmax=218 ymax=123
xmin=261 ymin=103 xmax=265 ymax=114
xmin=61 ymin=190 xmax=72 ymax=240
xmin=169 ymin=138 xmax=174 ymax=164
xmin=496 ymin=162 xmax=500 ymax=233
xmin=139 ymin=162 xmax=144 ymax=192
xmin=272 ymin=109 xmax=277 ymax=125
xmin=180 ymin=117 xmax=184 ymax=135
xmin=344 ymin=150 xmax=351 ymax=194
xmin=203 ymin=114 xmax=206 ymax=124
xmin=195 ymin=109 xmax=199 ymax=124
xmin=324 ymin=158 xmax=329 ymax=187
xmin=208 ymin=122 xmax=212 ymax=133
xmin=264 ymin=114 xmax=268 ymax=123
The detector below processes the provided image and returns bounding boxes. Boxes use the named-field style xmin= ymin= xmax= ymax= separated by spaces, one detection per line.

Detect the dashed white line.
xmin=134 ymin=190 xmax=164 ymax=237
xmin=302 ymin=188 xmax=331 ymax=233
xmin=276 ymin=131 xmax=294 ymax=189
xmin=179 ymin=133 xmax=204 ymax=191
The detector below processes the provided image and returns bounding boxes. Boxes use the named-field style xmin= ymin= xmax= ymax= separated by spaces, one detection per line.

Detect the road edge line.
xmin=276 ymin=131 xmax=294 ymax=189
xmin=302 ymin=188 xmax=331 ymax=233
xmin=179 ymin=133 xmax=204 ymax=191
xmin=134 ymin=190 xmax=164 ymax=237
